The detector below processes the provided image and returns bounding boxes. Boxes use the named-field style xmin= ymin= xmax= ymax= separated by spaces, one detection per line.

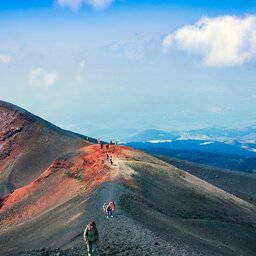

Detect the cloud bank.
xmin=28 ymin=67 xmax=57 ymax=89
xmin=163 ymin=15 xmax=256 ymax=66
xmin=57 ymin=0 xmax=114 ymax=10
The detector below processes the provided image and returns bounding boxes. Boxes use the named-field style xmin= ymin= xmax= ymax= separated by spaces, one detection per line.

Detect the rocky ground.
xmin=11 ymin=182 xmax=208 ymax=256
xmin=6 ymin=153 xmax=256 ymax=256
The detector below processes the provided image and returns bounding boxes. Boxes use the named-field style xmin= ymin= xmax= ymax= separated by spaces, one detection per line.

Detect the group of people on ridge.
xmin=83 ymin=139 xmax=117 ymax=255
xmin=97 ymin=138 xmax=114 ymax=165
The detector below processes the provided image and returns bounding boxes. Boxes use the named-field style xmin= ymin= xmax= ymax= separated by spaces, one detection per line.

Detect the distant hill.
xmin=124 ymin=128 xmax=256 ymax=172
xmin=126 ymin=141 xmax=256 ymax=173
xmin=128 ymin=129 xmax=178 ymax=142
xmin=180 ymin=126 xmax=256 ymax=142
xmin=127 ymin=139 xmax=256 ymax=156
xmin=86 ymin=126 xmax=256 ymax=145
xmin=126 ymin=126 xmax=256 ymax=143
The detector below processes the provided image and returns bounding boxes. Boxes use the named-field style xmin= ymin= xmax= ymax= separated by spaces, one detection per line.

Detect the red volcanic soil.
xmin=0 ymin=144 xmax=134 ymax=230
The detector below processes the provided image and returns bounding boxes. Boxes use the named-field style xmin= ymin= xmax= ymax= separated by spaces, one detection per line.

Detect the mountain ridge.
xmin=0 ymin=101 xmax=256 ymax=256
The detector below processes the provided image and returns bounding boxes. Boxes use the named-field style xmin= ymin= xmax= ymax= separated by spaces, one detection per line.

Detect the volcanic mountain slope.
xmin=0 ymin=102 xmax=256 ymax=256
xmin=0 ymin=100 xmax=91 ymax=197
xmin=0 ymin=144 xmax=256 ymax=256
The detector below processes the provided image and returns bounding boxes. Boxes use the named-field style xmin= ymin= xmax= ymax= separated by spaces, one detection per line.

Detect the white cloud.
xmin=0 ymin=53 xmax=12 ymax=63
xmin=163 ymin=15 xmax=256 ymax=66
xmin=56 ymin=0 xmax=114 ymax=10
xmin=75 ymin=60 xmax=86 ymax=83
xmin=28 ymin=67 xmax=57 ymax=89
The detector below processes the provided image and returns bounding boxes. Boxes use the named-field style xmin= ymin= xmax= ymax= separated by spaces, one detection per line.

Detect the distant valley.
xmin=124 ymin=128 xmax=256 ymax=173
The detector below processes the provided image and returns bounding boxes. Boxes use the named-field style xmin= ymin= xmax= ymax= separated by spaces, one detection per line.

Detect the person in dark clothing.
xmin=106 ymin=144 xmax=109 ymax=151
xmin=84 ymin=221 xmax=99 ymax=256
xmin=100 ymin=143 xmax=103 ymax=150
xmin=106 ymin=154 xmax=109 ymax=160
xmin=109 ymin=156 xmax=113 ymax=165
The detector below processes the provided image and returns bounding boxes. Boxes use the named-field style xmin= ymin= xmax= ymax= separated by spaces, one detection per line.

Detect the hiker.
xmin=97 ymin=138 xmax=101 ymax=145
xmin=110 ymin=201 xmax=115 ymax=213
xmin=106 ymin=203 xmax=112 ymax=217
xmin=100 ymin=143 xmax=103 ymax=150
xmin=106 ymin=144 xmax=109 ymax=151
xmin=84 ymin=221 xmax=99 ymax=256
xmin=106 ymin=154 xmax=109 ymax=161
xmin=106 ymin=201 xmax=115 ymax=218
xmin=109 ymin=156 xmax=113 ymax=165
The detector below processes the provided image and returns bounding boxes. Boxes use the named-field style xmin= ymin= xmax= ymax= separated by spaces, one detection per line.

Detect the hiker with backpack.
xmin=106 ymin=201 xmax=115 ymax=218
xmin=84 ymin=221 xmax=99 ymax=256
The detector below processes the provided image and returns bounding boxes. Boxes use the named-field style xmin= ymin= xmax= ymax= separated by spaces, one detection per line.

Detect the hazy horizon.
xmin=1 ymin=0 xmax=256 ymax=137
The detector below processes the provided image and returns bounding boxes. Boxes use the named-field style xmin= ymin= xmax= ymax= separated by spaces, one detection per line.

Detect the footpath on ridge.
xmin=14 ymin=144 xmax=204 ymax=256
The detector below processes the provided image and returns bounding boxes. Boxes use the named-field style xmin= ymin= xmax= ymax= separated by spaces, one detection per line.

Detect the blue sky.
xmin=1 ymin=0 xmax=256 ymax=139
xmin=0 ymin=0 xmax=255 ymax=10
